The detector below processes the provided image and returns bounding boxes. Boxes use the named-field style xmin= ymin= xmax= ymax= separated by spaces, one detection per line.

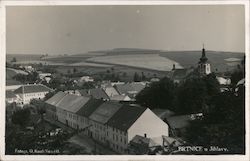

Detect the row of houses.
xmin=65 ymin=82 xmax=146 ymax=102
xmin=45 ymin=91 xmax=169 ymax=154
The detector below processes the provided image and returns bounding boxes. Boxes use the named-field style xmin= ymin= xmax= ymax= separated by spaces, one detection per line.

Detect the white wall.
xmin=128 ymin=108 xmax=169 ymax=142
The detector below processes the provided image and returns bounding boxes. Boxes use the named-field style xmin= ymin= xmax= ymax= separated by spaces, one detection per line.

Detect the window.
xmin=116 ymin=135 xmax=118 ymax=141
xmin=113 ymin=134 xmax=115 ymax=140
xmin=120 ymin=137 xmax=122 ymax=143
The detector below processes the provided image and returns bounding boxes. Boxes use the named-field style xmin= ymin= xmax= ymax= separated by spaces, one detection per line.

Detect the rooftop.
xmin=14 ymin=84 xmax=52 ymax=94
xmin=76 ymin=98 xmax=104 ymax=117
xmin=107 ymin=104 xmax=147 ymax=131
xmin=89 ymin=101 xmax=122 ymax=123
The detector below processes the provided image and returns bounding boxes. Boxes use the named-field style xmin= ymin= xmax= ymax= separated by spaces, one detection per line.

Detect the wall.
xmin=128 ymin=108 xmax=169 ymax=142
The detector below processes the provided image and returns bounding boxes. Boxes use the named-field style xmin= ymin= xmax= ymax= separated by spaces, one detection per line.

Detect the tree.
xmin=176 ymin=73 xmax=220 ymax=114
xmin=133 ymin=72 xmax=141 ymax=82
xmin=176 ymin=78 xmax=207 ymax=114
xmin=12 ymin=108 xmax=31 ymax=127
xmin=185 ymin=69 xmax=245 ymax=154
xmin=11 ymin=57 xmax=17 ymax=63
xmin=136 ymin=77 xmax=176 ymax=111
xmin=73 ymin=68 xmax=78 ymax=73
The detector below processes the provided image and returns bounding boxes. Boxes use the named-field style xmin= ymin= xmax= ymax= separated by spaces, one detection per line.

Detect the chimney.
xmin=144 ymin=133 xmax=147 ymax=138
xmin=172 ymin=64 xmax=176 ymax=70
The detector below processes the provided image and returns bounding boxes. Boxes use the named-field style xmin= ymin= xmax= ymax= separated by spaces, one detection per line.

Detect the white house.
xmin=14 ymin=84 xmax=52 ymax=104
xmin=105 ymin=105 xmax=169 ymax=153
xmin=80 ymin=76 xmax=94 ymax=82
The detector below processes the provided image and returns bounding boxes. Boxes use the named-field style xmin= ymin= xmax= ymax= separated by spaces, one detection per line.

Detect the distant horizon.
xmin=6 ymin=48 xmax=246 ymax=56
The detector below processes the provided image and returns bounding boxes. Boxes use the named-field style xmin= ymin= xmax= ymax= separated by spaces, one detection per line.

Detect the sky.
xmin=6 ymin=5 xmax=245 ymax=55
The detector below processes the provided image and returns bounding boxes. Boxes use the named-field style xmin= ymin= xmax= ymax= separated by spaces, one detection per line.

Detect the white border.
xmin=0 ymin=1 xmax=249 ymax=161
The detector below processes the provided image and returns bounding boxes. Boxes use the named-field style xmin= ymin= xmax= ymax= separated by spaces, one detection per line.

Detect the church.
xmin=171 ymin=46 xmax=211 ymax=83
xmin=197 ymin=45 xmax=211 ymax=76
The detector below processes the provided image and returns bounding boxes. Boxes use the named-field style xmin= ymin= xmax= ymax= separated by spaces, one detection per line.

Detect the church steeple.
xmin=200 ymin=44 xmax=208 ymax=63
xmin=198 ymin=44 xmax=211 ymax=76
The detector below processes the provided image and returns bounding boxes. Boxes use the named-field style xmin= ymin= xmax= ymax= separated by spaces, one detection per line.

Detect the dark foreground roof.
xmin=76 ymin=98 xmax=104 ymax=117
xmin=107 ymin=104 xmax=147 ymax=131
xmin=14 ymin=84 xmax=52 ymax=94
xmin=89 ymin=101 xmax=122 ymax=123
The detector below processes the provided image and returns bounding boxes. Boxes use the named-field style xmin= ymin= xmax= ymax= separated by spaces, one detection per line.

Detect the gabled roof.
xmin=45 ymin=91 xmax=67 ymax=106
xmin=6 ymin=91 xmax=17 ymax=98
xmin=103 ymin=86 xmax=119 ymax=97
xmin=107 ymin=104 xmax=147 ymax=131
xmin=115 ymin=83 xmax=145 ymax=95
xmin=89 ymin=101 xmax=122 ymax=123
xmin=109 ymin=95 xmax=131 ymax=101
xmin=79 ymin=88 xmax=109 ymax=100
xmin=76 ymin=98 xmax=104 ymax=117
xmin=14 ymin=84 xmax=52 ymax=94
xmin=56 ymin=94 xmax=90 ymax=113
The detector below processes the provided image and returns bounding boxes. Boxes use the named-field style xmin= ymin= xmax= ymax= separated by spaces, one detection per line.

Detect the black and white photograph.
xmin=0 ymin=1 xmax=249 ymax=161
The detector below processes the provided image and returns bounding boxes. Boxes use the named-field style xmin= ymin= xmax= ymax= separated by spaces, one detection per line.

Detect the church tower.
xmin=198 ymin=45 xmax=211 ymax=76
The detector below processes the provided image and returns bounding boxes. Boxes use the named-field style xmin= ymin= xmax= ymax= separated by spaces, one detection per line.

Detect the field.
xmin=87 ymin=54 xmax=183 ymax=71
xmin=160 ymin=51 xmax=244 ymax=72
xmin=7 ymin=49 xmax=244 ymax=79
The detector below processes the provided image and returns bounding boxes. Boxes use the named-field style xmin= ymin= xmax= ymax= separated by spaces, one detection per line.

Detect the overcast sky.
xmin=6 ymin=5 xmax=245 ymax=55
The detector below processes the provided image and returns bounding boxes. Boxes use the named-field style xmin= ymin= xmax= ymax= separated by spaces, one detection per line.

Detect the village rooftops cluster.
xmin=45 ymin=91 xmax=148 ymax=131
xmin=45 ymin=91 xmax=169 ymax=153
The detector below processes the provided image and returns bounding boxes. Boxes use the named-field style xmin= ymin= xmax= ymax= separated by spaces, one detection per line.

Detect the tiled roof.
xmin=79 ymin=88 xmax=109 ymax=100
xmin=115 ymin=83 xmax=145 ymax=95
xmin=107 ymin=104 xmax=147 ymax=131
xmin=6 ymin=91 xmax=17 ymax=98
xmin=45 ymin=91 xmax=67 ymax=106
xmin=14 ymin=84 xmax=52 ymax=94
xmin=56 ymin=94 xmax=90 ymax=113
xmin=89 ymin=101 xmax=122 ymax=123
xmin=103 ymin=86 xmax=119 ymax=97
xmin=76 ymin=98 xmax=104 ymax=117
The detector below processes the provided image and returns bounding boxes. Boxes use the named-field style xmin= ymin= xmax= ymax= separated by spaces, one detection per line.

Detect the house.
xmin=45 ymin=91 xmax=103 ymax=134
xmin=52 ymin=94 xmax=90 ymax=129
xmin=5 ymin=90 xmax=19 ymax=104
xmin=24 ymin=65 xmax=35 ymax=72
xmin=64 ymin=90 xmax=81 ymax=96
xmin=109 ymin=95 xmax=131 ymax=101
xmin=114 ymin=82 xmax=146 ymax=99
xmin=103 ymin=86 xmax=119 ymax=98
xmin=79 ymin=88 xmax=109 ymax=100
xmin=170 ymin=64 xmax=194 ymax=83
xmin=45 ymin=91 xmax=67 ymax=120
xmin=105 ymin=104 xmax=169 ymax=153
xmin=38 ymin=73 xmax=52 ymax=79
xmin=6 ymin=80 xmax=22 ymax=91
xmin=45 ymin=92 xmax=170 ymax=154
xmin=14 ymin=84 xmax=52 ymax=104
xmin=89 ymin=101 xmax=123 ymax=144
xmin=79 ymin=76 xmax=94 ymax=82
xmin=128 ymin=135 xmax=183 ymax=154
